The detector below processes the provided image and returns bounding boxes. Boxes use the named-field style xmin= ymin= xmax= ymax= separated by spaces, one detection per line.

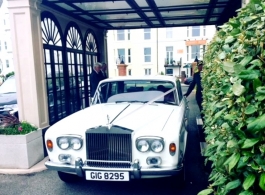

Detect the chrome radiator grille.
xmin=86 ymin=131 xmax=132 ymax=163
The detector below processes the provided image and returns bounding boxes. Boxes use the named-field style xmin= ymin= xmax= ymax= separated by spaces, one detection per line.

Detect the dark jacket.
xmin=185 ymin=71 xmax=203 ymax=101
xmin=90 ymin=70 xmax=101 ymax=97
xmin=98 ymin=71 xmax=107 ymax=81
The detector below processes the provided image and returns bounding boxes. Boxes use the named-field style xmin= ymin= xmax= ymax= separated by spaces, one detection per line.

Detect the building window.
xmin=191 ymin=45 xmax=201 ymax=59
xmin=166 ymin=28 xmax=173 ymax=38
xmin=145 ymin=68 xmax=151 ymax=75
xmin=203 ymin=26 xmax=206 ymax=36
xmin=128 ymin=49 xmax=131 ymax=63
xmin=187 ymin=27 xmax=189 ymax=37
xmin=4 ymin=42 xmax=7 ymax=50
xmin=166 ymin=46 xmax=173 ymax=64
xmin=128 ymin=30 xmax=130 ymax=40
xmin=192 ymin=26 xmax=200 ymax=37
xmin=144 ymin=29 xmax=151 ymax=40
xmin=128 ymin=69 xmax=131 ymax=76
xmin=186 ymin=46 xmax=189 ymax=61
xmin=6 ymin=60 xmax=9 ymax=68
xmin=166 ymin=69 xmax=173 ymax=75
xmin=117 ymin=30 xmax=125 ymax=41
xmin=117 ymin=48 xmax=125 ymax=63
xmin=144 ymin=47 xmax=151 ymax=62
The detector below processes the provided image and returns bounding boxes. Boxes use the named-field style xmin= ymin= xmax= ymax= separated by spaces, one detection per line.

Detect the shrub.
xmin=5 ymin=71 xmax=14 ymax=79
xmin=199 ymin=0 xmax=265 ymax=194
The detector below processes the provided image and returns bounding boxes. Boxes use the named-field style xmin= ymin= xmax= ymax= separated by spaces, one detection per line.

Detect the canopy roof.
xmin=42 ymin=0 xmax=241 ymax=29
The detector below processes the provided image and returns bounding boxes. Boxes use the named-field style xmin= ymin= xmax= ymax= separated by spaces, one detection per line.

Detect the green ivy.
xmin=199 ymin=0 xmax=265 ymax=194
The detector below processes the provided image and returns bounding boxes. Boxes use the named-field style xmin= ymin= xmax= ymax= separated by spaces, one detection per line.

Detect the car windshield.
xmin=92 ymin=80 xmax=176 ymax=105
xmin=0 ymin=77 xmax=16 ymax=94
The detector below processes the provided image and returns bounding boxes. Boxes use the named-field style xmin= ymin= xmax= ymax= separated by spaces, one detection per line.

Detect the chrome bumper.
xmin=45 ymin=158 xmax=183 ymax=179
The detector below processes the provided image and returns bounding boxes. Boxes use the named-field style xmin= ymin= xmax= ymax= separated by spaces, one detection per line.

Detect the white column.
xmin=7 ymin=0 xmax=49 ymax=128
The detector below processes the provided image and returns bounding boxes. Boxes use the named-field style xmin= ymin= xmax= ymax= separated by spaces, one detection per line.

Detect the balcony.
xmin=164 ymin=58 xmax=181 ymax=67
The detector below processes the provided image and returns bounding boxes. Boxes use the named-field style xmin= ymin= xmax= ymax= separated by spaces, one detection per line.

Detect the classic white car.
xmin=45 ymin=75 xmax=189 ymax=185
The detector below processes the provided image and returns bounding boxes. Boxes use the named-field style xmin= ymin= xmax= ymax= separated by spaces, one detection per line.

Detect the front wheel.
xmin=57 ymin=171 xmax=81 ymax=183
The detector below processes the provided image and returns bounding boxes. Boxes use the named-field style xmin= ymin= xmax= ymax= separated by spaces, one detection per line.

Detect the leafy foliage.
xmin=199 ymin=0 xmax=265 ymax=194
xmin=5 ymin=71 xmax=14 ymax=79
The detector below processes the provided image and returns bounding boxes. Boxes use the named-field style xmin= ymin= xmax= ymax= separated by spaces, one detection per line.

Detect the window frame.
xmin=144 ymin=29 xmax=151 ymax=40
xmin=166 ymin=28 xmax=173 ymax=39
xmin=117 ymin=48 xmax=125 ymax=63
xmin=192 ymin=26 xmax=200 ymax=37
xmin=117 ymin=30 xmax=125 ymax=41
xmin=144 ymin=47 xmax=151 ymax=63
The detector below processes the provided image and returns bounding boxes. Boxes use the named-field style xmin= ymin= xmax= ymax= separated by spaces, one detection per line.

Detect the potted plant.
xmin=0 ymin=114 xmax=44 ymax=169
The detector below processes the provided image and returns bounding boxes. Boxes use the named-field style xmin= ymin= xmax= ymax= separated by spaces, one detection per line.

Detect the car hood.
xmin=0 ymin=93 xmax=17 ymax=106
xmin=48 ymin=103 xmax=180 ymax=135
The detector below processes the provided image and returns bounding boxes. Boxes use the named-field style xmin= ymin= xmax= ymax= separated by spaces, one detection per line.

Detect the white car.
xmin=45 ymin=75 xmax=189 ymax=185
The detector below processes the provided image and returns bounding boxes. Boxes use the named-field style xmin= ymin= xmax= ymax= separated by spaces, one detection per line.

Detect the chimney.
xmin=117 ymin=63 xmax=128 ymax=76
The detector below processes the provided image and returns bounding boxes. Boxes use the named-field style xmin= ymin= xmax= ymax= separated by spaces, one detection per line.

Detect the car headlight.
xmin=57 ymin=136 xmax=83 ymax=150
xmin=136 ymin=137 xmax=164 ymax=153
xmin=136 ymin=139 xmax=149 ymax=152
xmin=57 ymin=137 xmax=70 ymax=150
xmin=150 ymin=140 xmax=164 ymax=153
xmin=70 ymin=138 xmax=82 ymax=150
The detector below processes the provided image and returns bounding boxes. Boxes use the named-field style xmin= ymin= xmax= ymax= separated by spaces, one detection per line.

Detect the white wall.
xmin=0 ymin=0 xmax=14 ymax=76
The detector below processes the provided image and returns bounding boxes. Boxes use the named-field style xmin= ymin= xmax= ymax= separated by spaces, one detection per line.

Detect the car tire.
xmin=169 ymin=162 xmax=186 ymax=189
xmin=57 ymin=171 xmax=81 ymax=183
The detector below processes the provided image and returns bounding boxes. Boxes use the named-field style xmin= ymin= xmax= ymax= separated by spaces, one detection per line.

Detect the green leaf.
xmin=239 ymin=190 xmax=253 ymax=195
xmin=238 ymin=70 xmax=260 ymax=80
xmin=225 ymin=36 xmax=235 ymax=44
xmin=247 ymin=114 xmax=265 ymax=131
xmin=221 ymin=84 xmax=231 ymax=94
xmin=219 ymin=52 xmax=226 ymax=60
xmin=240 ymin=56 xmax=253 ymax=67
xmin=223 ymin=61 xmax=235 ymax=73
xmin=253 ymin=79 xmax=262 ymax=92
xmin=227 ymin=140 xmax=237 ymax=148
xmin=243 ymin=174 xmax=256 ymax=190
xmin=225 ymin=179 xmax=241 ymax=190
xmin=230 ymin=28 xmax=241 ymax=36
xmin=224 ymin=114 xmax=237 ymax=120
xmin=241 ymin=138 xmax=259 ymax=149
xmin=250 ymin=59 xmax=263 ymax=67
xmin=222 ymin=45 xmax=232 ymax=52
xmin=259 ymin=173 xmax=265 ymax=191
xmin=234 ymin=63 xmax=246 ymax=74
xmin=232 ymin=81 xmax=246 ymax=96
xmin=257 ymin=86 xmax=265 ymax=94
xmin=197 ymin=189 xmax=214 ymax=195
xmin=245 ymin=105 xmax=257 ymax=115
xmin=224 ymin=153 xmax=240 ymax=173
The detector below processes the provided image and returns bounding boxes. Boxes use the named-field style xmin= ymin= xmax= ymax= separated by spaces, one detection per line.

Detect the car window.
xmin=0 ymin=77 xmax=16 ymax=94
xmin=176 ymin=80 xmax=183 ymax=103
xmin=93 ymin=80 xmax=176 ymax=105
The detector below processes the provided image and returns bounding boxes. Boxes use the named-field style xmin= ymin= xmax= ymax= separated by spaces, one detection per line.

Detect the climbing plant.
xmin=199 ymin=0 xmax=265 ymax=194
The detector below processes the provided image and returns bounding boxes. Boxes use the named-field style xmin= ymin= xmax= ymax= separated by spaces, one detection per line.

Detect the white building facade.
xmin=107 ymin=25 xmax=216 ymax=78
xmin=0 ymin=0 xmax=14 ymax=76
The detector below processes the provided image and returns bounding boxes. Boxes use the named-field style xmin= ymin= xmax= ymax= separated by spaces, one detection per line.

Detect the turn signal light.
xmin=47 ymin=140 xmax=53 ymax=151
xmin=169 ymin=143 xmax=176 ymax=156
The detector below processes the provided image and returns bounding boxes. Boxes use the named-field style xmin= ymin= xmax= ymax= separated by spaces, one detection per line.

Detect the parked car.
xmin=0 ymin=76 xmax=19 ymax=120
xmin=44 ymin=75 xmax=189 ymax=186
xmin=184 ymin=76 xmax=193 ymax=85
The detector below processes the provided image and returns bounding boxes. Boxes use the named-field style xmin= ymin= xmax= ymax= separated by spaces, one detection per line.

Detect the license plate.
xmin=86 ymin=171 xmax=129 ymax=181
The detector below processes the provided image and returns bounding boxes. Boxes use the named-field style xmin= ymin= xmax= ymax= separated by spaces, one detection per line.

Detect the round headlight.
xmin=57 ymin=137 xmax=70 ymax=150
xmin=137 ymin=140 xmax=149 ymax=152
xmin=151 ymin=140 xmax=164 ymax=153
xmin=70 ymin=138 xmax=82 ymax=150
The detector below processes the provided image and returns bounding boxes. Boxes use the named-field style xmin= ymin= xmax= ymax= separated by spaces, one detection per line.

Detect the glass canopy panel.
xmin=160 ymin=9 xmax=207 ymax=17
xmin=95 ymin=13 xmax=141 ymax=20
xmin=145 ymin=12 xmax=156 ymax=18
xmin=154 ymin=0 xmax=210 ymax=6
xmin=73 ymin=2 xmax=131 ymax=11
xmin=109 ymin=22 xmax=148 ymax=27
xmin=56 ymin=3 xmax=75 ymax=11
xmin=134 ymin=0 xmax=149 ymax=7
xmin=165 ymin=19 xmax=204 ymax=25
xmin=218 ymin=0 xmax=229 ymax=2
xmin=79 ymin=15 xmax=94 ymax=20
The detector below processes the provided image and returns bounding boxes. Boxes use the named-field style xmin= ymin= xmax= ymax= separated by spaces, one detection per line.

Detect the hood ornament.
xmin=106 ymin=114 xmax=112 ymax=130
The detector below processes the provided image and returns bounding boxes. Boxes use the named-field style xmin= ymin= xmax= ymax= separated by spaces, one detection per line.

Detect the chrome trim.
xmin=136 ymin=137 xmax=164 ymax=153
xmin=86 ymin=160 xmax=132 ymax=164
xmin=56 ymin=135 xmax=83 ymax=150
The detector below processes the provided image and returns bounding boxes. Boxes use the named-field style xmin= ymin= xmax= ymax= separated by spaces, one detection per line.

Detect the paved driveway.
xmin=0 ymin=85 xmax=209 ymax=195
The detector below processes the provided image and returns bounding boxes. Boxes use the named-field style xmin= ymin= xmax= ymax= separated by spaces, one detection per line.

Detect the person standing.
xmin=99 ymin=62 xmax=108 ymax=80
xmin=184 ymin=60 xmax=204 ymax=112
xmin=90 ymin=62 xmax=102 ymax=97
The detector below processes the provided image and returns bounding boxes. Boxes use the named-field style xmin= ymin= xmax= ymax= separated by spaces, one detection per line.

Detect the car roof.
xmin=101 ymin=75 xmax=177 ymax=84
